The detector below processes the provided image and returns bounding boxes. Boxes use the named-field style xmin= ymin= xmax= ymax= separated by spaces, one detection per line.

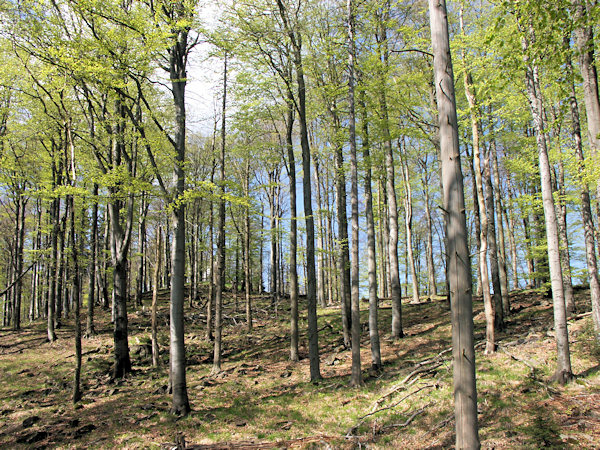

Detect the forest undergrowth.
xmin=1 ymin=286 xmax=599 ymax=449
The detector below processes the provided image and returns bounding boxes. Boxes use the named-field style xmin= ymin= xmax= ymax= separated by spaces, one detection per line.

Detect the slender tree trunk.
xmin=461 ymin=29 xmax=494 ymax=353
xmin=423 ymin=176 xmax=437 ymax=297
xmin=359 ymin=94 xmax=381 ymax=371
xmin=169 ymin=25 xmax=191 ymax=411
xmin=400 ymin=150 xmax=420 ymax=304
xmin=276 ymin=0 xmax=320 ymax=381
xmin=285 ymin=96 xmax=299 ymax=361
xmin=12 ymin=195 xmax=26 ymax=331
xmin=47 ymin=196 xmax=59 ymax=342
xmin=69 ymin=192 xmax=82 ymax=403
xmin=269 ymin=169 xmax=279 ymax=309
xmin=333 ymin=109 xmax=351 ymax=349
xmin=244 ymin=160 xmax=253 ymax=333
xmin=521 ymin=25 xmax=572 ymax=384
xmin=212 ymin=53 xmax=228 ymax=375
xmin=483 ymin=142 xmax=505 ymax=331
xmin=347 ymin=0 xmax=363 ymax=387
xmin=489 ymin=133 xmax=510 ymax=312
xmin=314 ymin=157 xmax=326 ymax=308
xmin=86 ymin=184 xmax=98 ymax=337
xmin=152 ymin=227 xmax=162 ymax=368
xmin=572 ymin=0 xmax=600 ymax=238
xmin=429 ymin=1 xmax=480 ymax=446
xmin=207 ymin=161 xmax=216 ymax=342
xmin=378 ymin=55 xmax=403 ymax=339
xmin=554 ymin=161 xmax=576 ymax=315
xmin=566 ymin=38 xmax=600 ymax=337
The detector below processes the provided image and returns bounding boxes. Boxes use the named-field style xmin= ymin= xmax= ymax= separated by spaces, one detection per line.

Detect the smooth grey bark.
xmin=461 ymin=48 xmax=494 ymax=353
xmin=207 ymin=159 xmax=216 ymax=342
xmin=136 ymin=194 xmax=148 ymax=308
xmin=332 ymin=108 xmax=351 ymax=349
xmin=48 ymin=195 xmax=58 ymax=342
xmin=276 ymin=0 xmax=321 ymax=381
xmin=212 ymin=53 xmax=228 ymax=376
xmin=377 ymin=183 xmax=388 ymax=299
xmin=86 ymin=184 xmax=98 ymax=337
xmin=244 ymin=159 xmax=253 ymax=333
xmin=489 ymin=134 xmax=510 ymax=313
xmin=359 ymin=95 xmax=382 ymax=371
xmin=347 ymin=0 xmax=363 ymax=387
xmin=69 ymin=196 xmax=82 ymax=403
xmin=12 ymin=192 xmax=26 ymax=331
xmin=284 ymin=96 xmax=299 ymax=361
xmin=109 ymin=100 xmax=134 ymax=380
xmin=419 ymin=160 xmax=438 ymax=297
xmin=521 ymin=25 xmax=572 ymax=384
xmin=468 ymin=147 xmax=483 ymax=298
xmin=572 ymin=0 xmax=600 ymax=238
xmin=429 ymin=0 xmax=480 ymax=447
xmin=314 ymin=157 xmax=327 ymax=308
xmin=400 ymin=150 xmax=420 ymax=305
xmin=565 ymin=37 xmax=600 ymax=337
xmin=268 ymin=169 xmax=279 ymax=308
xmin=554 ymin=160 xmax=576 ymax=315
xmin=168 ymin=4 xmax=191 ymax=414
xmin=483 ymin=142 xmax=505 ymax=332
xmin=152 ymin=227 xmax=162 ymax=368
xmin=375 ymin=6 xmax=402 ymax=337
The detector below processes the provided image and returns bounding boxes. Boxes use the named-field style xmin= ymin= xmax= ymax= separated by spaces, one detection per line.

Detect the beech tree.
xmin=429 ymin=0 xmax=480 ymax=446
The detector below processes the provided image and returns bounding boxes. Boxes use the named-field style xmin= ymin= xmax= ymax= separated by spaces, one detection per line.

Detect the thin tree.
xmin=152 ymin=226 xmax=162 ymax=368
xmin=212 ymin=52 xmax=228 ymax=375
xmin=347 ymin=0 xmax=363 ymax=387
xmin=276 ymin=0 xmax=321 ymax=381
xmin=429 ymin=0 xmax=480 ymax=446
xmin=520 ymin=19 xmax=572 ymax=384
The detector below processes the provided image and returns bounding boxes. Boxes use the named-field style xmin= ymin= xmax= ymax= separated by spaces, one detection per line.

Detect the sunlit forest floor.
xmin=1 ymin=285 xmax=599 ymax=448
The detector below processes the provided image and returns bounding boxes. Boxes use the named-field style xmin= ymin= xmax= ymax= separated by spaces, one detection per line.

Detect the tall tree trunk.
xmin=554 ymin=161 xmax=576 ymax=315
xmin=460 ymin=13 xmax=494 ymax=353
xmin=314 ymin=157 xmax=326 ymax=308
xmin=285 ymin=95 xmax=299 ymax=361
xmin=376 ymin=29 xmax=403 ymax=339
xmin=489 ymin=133 xmax=510 ymax=312
xmin=521 ymin=25 xmax=572 ymax=384
xmin=212 ymin=53 xmax=228 ymax=376
xmin=572 ymin=0 xmax=600 ymax=238
xmin=269 ymin=169 xmax=279 ymax=309
xmin=421 ymin=170 xmax=437 ymax=297
xmin=69 ymin=193 xmax=82 ymax=403
xmin=359 ymin=94 xmax=381 ymax=371
xmin=207 ymin=160 xmax=216 ymax=342
xmin=277 ymin=0 xmax=321 ymax=381
xmin=152 ymin=227 xmax=162 ymax=368
xmin=12 ymin=194 xmax=26 ymax=331
xmin=429 ymin=1 xmax=480 ymax=446
xmin=400 ymin=150 xmax=420 ymax=304
xmin=244 ymin=161 xmax=253 ymax=333
xmin=566 ymin=36 xmax=600 ymax=338
xmin=376 ymin=183 xmax=388 ymax=299
xmin=47 ymin=196 xmax=59 ymax=342
xmin=483 ymin=142 xmax=505 ymax=331
xmin=86 ymin=184 xmax=98 ymax=337
xmin=332 ymin=109 xmax=351 ymax=349
xmin=347 ymin=0 xmax=363 ymax=387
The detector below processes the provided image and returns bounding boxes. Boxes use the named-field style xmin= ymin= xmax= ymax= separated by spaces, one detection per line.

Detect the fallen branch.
xmin=381 ymin=403 xmax=432 ymax=431
xmin=569 ymin=311 xmax=592 ymax=321
xmin=358 ymin=381 xmax=439 ymax=421
xmin=347 ymin=382 xmax=439 ymax=437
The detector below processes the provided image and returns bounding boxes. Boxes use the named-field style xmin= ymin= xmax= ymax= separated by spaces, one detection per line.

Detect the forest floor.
xmin=1 ymin=286 xmax=599 ymax=449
